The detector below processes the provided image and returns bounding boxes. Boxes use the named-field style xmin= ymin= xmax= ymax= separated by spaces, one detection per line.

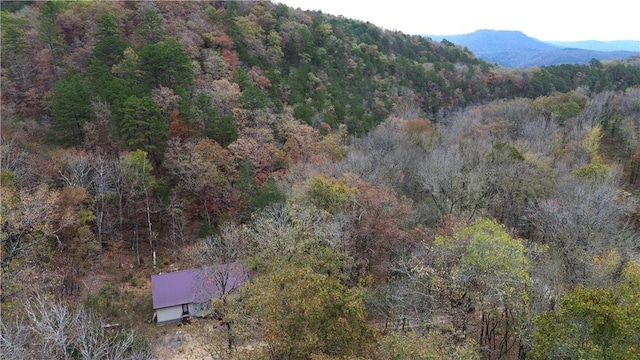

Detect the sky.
xmin=274 ymin=0 xmax=640 ymax=42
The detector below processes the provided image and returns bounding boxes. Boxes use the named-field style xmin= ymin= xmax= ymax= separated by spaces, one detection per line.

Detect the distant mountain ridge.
xmin=546 ymin=40 xmax=640 ymax=52
xmin=427 ymin=30 xmax=640 ymax=68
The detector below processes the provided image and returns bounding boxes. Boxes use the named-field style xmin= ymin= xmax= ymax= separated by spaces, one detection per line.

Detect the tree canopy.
xmin=1 ymin=1 xmax=639 ymax=359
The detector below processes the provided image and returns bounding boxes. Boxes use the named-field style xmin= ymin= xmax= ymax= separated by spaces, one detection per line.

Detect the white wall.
xmin=156 ymin=305 xmax=183 ymax=324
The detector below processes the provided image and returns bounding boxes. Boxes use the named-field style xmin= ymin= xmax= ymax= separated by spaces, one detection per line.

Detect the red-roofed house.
xmin=151 ymin=262 xmax=249 ymax=325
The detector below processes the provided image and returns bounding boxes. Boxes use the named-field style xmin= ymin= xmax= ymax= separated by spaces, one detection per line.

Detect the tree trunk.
xmin=135 ymin=216 xmax=140 ymax=265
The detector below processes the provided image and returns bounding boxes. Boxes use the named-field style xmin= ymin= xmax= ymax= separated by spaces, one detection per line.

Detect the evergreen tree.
xmin=90 ymin=13 xmax=129 ymax=69
xmin=95 ymin=12 xmax=120 ymax=40
xmin=252 ymin=178 xmax=286 ymax=210
xmin=232 ymin=68 xmax=252 ymax=91
xmin=37 ymin=0 xmax=64 ymax=80
xmin=120 ymin=96 xmax=167 ymax=163
xmin=49 ymin=72 xmax=93 ymax=147
xmin=196 ymin=93 xmax=238 ymax=146
xmin=138 ymin=38 xmax=193 ymax=89
xmin=213 ymin=114 xmax=239 ymax=146
xmin=135 ymin=7 xmax=165 ymax=44
xmin=0 ymin=12 xmax=28 ymax=65
xmin=239 ymin=86 xmax=267 ymax=110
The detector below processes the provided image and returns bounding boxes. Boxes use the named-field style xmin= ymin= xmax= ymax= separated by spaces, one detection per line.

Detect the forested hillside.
xmin=1 ymin=1 xmax=639 ymax=359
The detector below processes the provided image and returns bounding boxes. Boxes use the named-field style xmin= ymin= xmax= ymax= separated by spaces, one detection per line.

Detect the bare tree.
xmin=119 ymin=150 xmax=157 ymax=265
xmin=0 ymin=135 xmax=30 ymax=182
xmin=419 ymin=141 xmax=493 ymax=222
xmin=530 ymin=170 xmax=637 ymax=294
xmin=90 ymin=155 xmax=116 ymax=258
xmin=1 ymin=294 xmax=147 ymax=360
xmin=0 ymin=318 xmax=30 ymax=360
xmin=164 ymin=189 xmax=187 ymax=247
xmin=195 ymin=222 xmax=248 ymax=353
xmin=49 ymin=149 xmax=94 ymax=189
xmin=24 ymin=295 xmax=80 ymax=359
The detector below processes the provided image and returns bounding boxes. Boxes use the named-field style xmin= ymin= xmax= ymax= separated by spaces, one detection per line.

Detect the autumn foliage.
xmin=1 ymin=1 xmax=639 ymax=359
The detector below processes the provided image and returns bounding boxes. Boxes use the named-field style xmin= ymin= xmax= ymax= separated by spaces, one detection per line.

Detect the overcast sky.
xmin=274 ymin=0 xmax=640 ymax=42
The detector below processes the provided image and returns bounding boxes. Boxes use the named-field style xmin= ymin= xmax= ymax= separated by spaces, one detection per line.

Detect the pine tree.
xmin=49 ymin=73 xmax=93 ymax=147
xmin=120 ymin=96 xmax=167 ymax=163
xmin=138 ymin=38 xmax=193 ymax=89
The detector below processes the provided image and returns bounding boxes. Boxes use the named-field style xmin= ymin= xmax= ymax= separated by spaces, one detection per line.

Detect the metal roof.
xmin=151 ymin=262 xmax=248 ymax=309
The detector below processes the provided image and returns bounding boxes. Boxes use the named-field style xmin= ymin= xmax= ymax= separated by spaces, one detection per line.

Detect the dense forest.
xmin=1 ymin=1 xmax=639 ymax=359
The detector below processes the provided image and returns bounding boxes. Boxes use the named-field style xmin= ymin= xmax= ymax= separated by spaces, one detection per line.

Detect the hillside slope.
xmin=1 ymin=1 xmax=640 ymax=359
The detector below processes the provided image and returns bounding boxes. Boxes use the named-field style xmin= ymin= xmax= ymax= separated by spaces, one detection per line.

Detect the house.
xmin=151 ymin=262 xmax=249 ymax=325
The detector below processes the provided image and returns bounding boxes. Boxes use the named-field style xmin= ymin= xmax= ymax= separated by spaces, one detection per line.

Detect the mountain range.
xmin=427 ymin=30 xmax=640 ymax=68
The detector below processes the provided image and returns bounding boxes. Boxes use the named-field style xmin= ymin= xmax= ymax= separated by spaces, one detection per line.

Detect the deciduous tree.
xmin=529 ymin=262 xmax=640 ymax=359
xmin=119 ymin=150 xmax=157 ymax=265
xmin=415 ymin=217 xmax=531 ymax=358
xmin=572 ymin=125 xmax=610 ymax=180
xmin=530 ymin=172 xmax=636 ymax=290
xmin=245 ymin=202 xmax=351 ymax=277
xmin=375 ymin=330 xmax=480 ymax=360
xmin=419 ymin=141 xmax=492 ymax=221
xmin=0 ymin=294 xmax=148 ymax=359
xmin=341 ymin=175 xmax=423 ymax=280
xmin=1 ymin=183 xmax=56 ymax=301
xmin=242 ymin=264 xmax=378 ymax=359
xmin=164 ymin=138 xmax=238 ymax=235
xmin=305 ymin=174 xmax=357 ymax=215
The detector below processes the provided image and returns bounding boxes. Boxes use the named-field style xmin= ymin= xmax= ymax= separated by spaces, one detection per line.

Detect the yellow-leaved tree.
xmin=428 ymin=217 xmax=531 ymax=358
xmin=530 ymin=262 xmax=640 ymax=359
xmin=241 ymin=263 xmax=378 ymax=359
xmin=573 ymin=125 xmax=610 ymax=180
